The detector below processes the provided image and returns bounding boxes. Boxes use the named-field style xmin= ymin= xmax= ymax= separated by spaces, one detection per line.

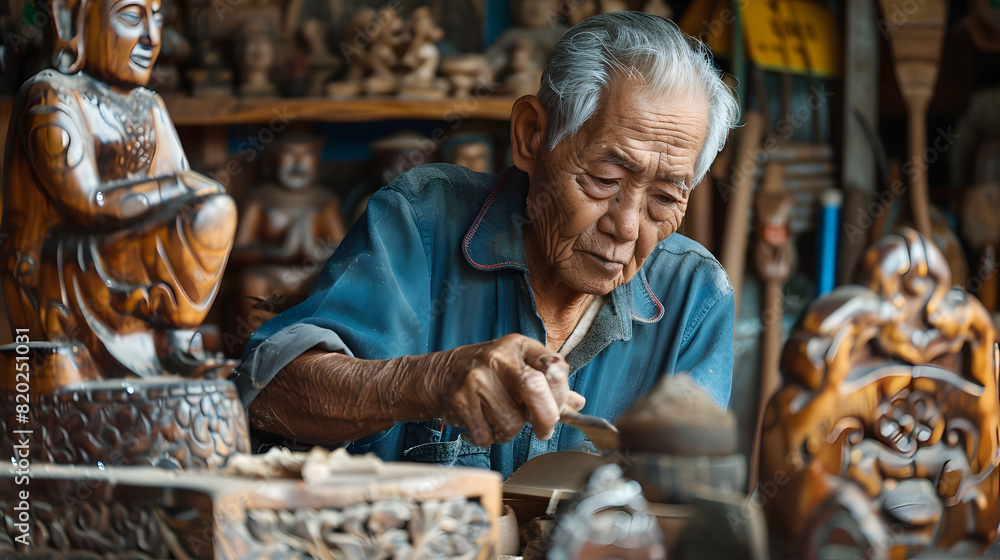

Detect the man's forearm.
xmin=247 ymin=349 xmax=442 ymax=445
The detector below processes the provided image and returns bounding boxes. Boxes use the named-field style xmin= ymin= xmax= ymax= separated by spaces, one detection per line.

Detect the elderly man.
xmin=233 ymin=12 xmax=740 ymax=478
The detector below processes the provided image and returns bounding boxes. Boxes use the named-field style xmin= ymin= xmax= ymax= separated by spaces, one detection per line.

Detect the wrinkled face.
xmin=526 ymin=80 xmax=709 ymax=295
xmin=276 ymin=142 xmax=319 ymax=190
xmin=85 ymin=0 xmax=163 ymax=88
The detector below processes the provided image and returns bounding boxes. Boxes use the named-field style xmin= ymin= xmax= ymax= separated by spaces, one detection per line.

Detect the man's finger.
xmin=515 ymin=366 xmax=560 ymax=440
xmin=518 ymin=339 xmax=572 ymax=411
xmin=463 ymin=401 xmax=495 ymax=447
xmin=566 ymin=390 xmax=586 ymax=412
xmin=520 ymin=339 xmax=568 ymax=382
xmin=479 ymin=375 xmax=527 ymax=443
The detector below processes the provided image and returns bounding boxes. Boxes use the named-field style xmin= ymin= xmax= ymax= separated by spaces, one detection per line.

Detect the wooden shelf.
xmin=162 ymin=95 xmax=518 ymax=126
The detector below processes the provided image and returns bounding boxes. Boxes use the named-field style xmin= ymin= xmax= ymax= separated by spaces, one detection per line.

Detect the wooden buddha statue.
xmin=229 ymin=134 xmax=346 ymax=352
xmin=1 ymin=0 xmax=237 ymax=380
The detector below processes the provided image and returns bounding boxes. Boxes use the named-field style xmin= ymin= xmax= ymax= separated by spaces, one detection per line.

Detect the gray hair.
xmin=537 ymin=11 xmax=740 ymax=186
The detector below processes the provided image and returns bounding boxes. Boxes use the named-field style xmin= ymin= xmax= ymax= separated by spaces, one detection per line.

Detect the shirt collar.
xmin=462 ymin=167 xmax=665 ymax=325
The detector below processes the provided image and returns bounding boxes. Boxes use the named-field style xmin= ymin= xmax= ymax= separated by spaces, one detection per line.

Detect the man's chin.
xmin=559 ymin=270 xmax=628 ymax=297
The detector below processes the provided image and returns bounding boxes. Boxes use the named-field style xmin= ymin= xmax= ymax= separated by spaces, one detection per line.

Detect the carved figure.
xmin=759 ymin=229 xmax=1000 ymax=558
xmin=237 ymin=17 xmax=277 ymax=97
xmin=752 ymin=166 xmax=794 ymax=477
xmin=363 ymin=8 xmax=403 ymax=95
xmin=399 ymin=7 xmax=446 ymax=98
xmin=442 ymin=133 xmax=493 ymax=174
xmin=1 ymin=0 xmax=238 ymax=379
xmin=439 ymin=53 xmax=492 ymax=98
xmin=230 ymin=135 xmax=346 ymax=345
xmin=326 ymin=7 xmax=376 ymax=97
xmin=499 ymin=38 xmax=543 ymax=97
xmin=485 ymin=0 xmax=567 ymax=91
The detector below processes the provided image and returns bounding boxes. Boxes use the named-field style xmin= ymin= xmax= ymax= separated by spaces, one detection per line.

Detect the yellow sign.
xmin=743 ymin=0 xmax=841 ymax=77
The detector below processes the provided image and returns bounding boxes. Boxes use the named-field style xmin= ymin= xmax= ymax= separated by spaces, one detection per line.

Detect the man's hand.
xmin=430 ymin=334 xmax=586 ymax=447
xmin=249 ymin=335 xmax=585 ymax=448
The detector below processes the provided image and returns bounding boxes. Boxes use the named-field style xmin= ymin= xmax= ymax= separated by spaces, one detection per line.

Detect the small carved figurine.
xmin=759 ymin=229 xmax=1000 ymax=558
xmin=398 ymin=7 xmax=447 ymax=99
xmin=363 ymin=7 xmax=404 ymax=95
xmin=439 ymin=53 xmax=493 ymax=98
xmin=237 ymin=17 xmax=277 ymax=97
xmin=486 ymin=0 xmax=567 ymax=89
xmin=443 ymin=133 xmax=494 ymax=174
xmin=499 ymin=37 xmax=543 ymax=97
xmin=2 ymin=0 xmax=238 ymax=379
xmin=230 ymin=135 xmax=347 ymax=350
xmin=326 ymin=7 xmax=376 ymax=97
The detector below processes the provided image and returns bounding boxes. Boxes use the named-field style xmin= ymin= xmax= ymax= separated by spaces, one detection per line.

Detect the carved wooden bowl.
xmin=2 ymin=375 xmax=250 ymax=470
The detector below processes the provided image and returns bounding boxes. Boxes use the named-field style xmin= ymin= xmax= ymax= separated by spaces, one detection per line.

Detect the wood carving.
xmin=237 ymin=17 xmax=277 ymax=97
xmin=0 ymin=450 xmax=501 ymax=559
xmin=364 ymin=8 xmax=404 ymax=96
xmin=1 ymin=377 xmax=250 ymax=469
xmin=498 ymin=38 xmax=543 ymax=97
xmin=439 ymin=54 xmax=492 ymax=99
xmin=1 ymin=0 xmax=237 ymax=380
xmin=398 ymin=7 xmax=447 ymax=99
xmin=326 ymin=7 xmax=377 ymax=98
xmin=749 ymin=163 xmax=793 ymax=486
xmin=758 ymin=228 xmax=1000 ymax=559
xmin=230 ymin=134 xmax=346 ymax=351
xmin=485 ymin=0 xmax=566 ymax=92
xmin=442 ymin=134 xmax=493 ymax=174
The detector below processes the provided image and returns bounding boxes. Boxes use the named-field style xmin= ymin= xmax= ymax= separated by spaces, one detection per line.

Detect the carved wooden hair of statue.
xmin=758 ymin=228 xmax=999 ymax=559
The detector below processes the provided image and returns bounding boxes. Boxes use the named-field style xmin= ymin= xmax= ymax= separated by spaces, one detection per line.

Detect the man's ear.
xmin=510 ymin=95 xmax=548 ymax=175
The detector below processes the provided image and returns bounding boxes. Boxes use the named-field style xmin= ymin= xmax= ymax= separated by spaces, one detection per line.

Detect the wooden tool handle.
xmin=721 ymin=111 xmax=766 ymax=316
xmin=908 ymin=109 xmax=933 ymax=238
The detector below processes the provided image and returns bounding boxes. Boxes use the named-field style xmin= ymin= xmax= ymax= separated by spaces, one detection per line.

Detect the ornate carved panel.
xmin=0 ymin=450 xmax=501 ymax=560
xmin=759 ymin=229 xmax=1000 ymax=558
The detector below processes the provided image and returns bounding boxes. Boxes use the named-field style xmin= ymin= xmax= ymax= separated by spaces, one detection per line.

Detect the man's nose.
xmin=599 ymin=194 xmax=641 ymax=243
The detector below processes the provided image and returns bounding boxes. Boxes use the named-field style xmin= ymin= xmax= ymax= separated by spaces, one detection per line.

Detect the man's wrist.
xmin=378 ymin=352 xmax=450 ymax=423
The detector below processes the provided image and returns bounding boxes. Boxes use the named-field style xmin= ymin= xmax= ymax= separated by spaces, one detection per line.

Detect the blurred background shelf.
xmin=160 ymin=95 xmax=519 ymax=125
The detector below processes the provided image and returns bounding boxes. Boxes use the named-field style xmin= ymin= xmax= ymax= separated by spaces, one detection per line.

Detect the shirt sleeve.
xmin=676 ymin=289 xmax=735 ymax=409
xmin=230 ymin=185 xmax=431 ymax=409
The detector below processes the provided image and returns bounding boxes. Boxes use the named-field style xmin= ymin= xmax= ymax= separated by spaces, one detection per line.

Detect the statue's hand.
xmin=177 ymin=170 xmax=225 ymax=197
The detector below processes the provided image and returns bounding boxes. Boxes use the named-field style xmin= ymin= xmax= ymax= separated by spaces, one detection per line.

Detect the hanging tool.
xmin=878 ymin=0 xmax=949 ymax=239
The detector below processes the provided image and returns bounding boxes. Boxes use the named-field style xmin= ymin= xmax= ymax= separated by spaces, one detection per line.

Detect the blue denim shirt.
xmin=232 ymin=163 xmax=734 ymax=479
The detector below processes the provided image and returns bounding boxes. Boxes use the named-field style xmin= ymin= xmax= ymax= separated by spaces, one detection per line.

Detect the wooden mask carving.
xmin=758 ymin=228 xmax=1000 ymax=558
